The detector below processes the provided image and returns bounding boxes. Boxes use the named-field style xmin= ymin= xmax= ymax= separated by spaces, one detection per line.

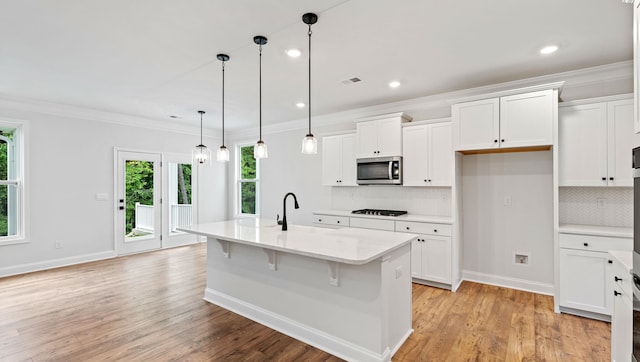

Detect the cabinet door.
xmin=377 ymin=118 xmax=402 ymax=157
xmin=421 ymin=235 xmax=452 ymax=284
xmin=428 ymin=122 xmax=452 ymax=186
xmin=356 ymin=121 xmax=379 ymax=158
xmin=612 ymin=291 xmax=632 ymax=362
xmin=452 ymin=98 xmax=499 ymax=151
xmin=411 ymin=239 xmax=422 ymax=278
xmin=499 ymin=90 xmax=554 ymax=148
xmin=559 ymin=248 xmax=612 ymax=316
xmin=558 ymin=103 xmax=608 ymax=186
xmin=608 ymin=99 xmax=637 ymax=187
xmin=340 ymin=134 xmax=357 ymax=186
xmin=322 ymin=136 xmax=342 ymax=186
xmin=402 ymin=125 xmax=429 ymax=186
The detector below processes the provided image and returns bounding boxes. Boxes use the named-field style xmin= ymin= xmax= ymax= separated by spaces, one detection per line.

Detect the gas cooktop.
xmin=351 ymin=209 xmax=408 ymax=217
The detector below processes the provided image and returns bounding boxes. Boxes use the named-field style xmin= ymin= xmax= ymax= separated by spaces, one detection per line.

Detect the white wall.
xmin=0 ymin=106 xmax=227 ymax=277
xmin=461 ymin=151 xmax=554 ymax=290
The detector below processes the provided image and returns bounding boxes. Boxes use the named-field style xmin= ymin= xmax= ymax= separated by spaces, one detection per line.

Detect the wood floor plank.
xmin=0 ymin=243 xmax=611 ymax=361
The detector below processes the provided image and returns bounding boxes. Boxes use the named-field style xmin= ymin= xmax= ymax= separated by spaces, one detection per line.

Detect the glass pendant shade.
xmin=254 ymin=140 xmax=268 ymax=159
xmin=192 ymin=144 xmax=211 ymax=165
xmin=217 ymin=145 xmax=230 ymax=162
xmin=301 ymin=134 xmax=317 ymax=154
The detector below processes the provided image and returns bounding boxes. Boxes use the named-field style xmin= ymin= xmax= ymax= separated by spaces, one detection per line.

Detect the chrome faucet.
xmin=277 ymin=192 xmax=299 ymax=231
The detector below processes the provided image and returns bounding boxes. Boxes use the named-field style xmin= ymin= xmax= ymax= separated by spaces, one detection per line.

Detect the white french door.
xmin=162 ymin=153 xmax=198 ymax=248
xmin=115 ymin=150 xmax=162 ymax=255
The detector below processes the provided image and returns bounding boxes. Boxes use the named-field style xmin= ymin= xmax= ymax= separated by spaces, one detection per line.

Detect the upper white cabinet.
xmin=559 ymin=98 xmax=638 ymax=187
xmin=452 ymin=89 xmax=556 ymax=151
xmin=356 ymin=113 xmax=411 ymax=158
xmin=322 ymin=134 xmax=356 ymax=186
xmin=402 ymin=122 xmax=452 ymax=186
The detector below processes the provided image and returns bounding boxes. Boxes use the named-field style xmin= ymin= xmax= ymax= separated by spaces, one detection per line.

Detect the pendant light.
xmin=253 ymin=35 xmax=269 ymax=159
xmin=216 ymin=53 xmax=230 ymax=162
xmin=301 ymin=13 xmax=318 ymax=155
xmin=192 ymin=110 xmax=211 ymax=165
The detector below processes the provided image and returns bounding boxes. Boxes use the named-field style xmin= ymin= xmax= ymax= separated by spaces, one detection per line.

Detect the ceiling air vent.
xmin=340 ymin=77 xmax=362 ymax=85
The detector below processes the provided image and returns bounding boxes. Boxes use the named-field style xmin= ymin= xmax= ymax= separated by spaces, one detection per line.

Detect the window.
xmin=238 ymin=145 xmax=258 ymax=215
xmin=0 ymin=123 xmax=23 ymax=244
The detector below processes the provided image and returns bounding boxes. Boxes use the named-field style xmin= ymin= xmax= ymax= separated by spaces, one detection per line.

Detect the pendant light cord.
xmin=200 ymin=111 xmax=203 ymax=146
xmin=222 ymin=60 xmax=225 ymax=147
xmin=259 ymin=44 xmax=263 ymax=142
xmin=308 ymin=25 xmax=312 ymax=136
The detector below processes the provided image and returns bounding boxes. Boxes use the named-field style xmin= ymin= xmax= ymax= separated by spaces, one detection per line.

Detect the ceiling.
xmin=0 ymin=0 xmax=633 ymax=130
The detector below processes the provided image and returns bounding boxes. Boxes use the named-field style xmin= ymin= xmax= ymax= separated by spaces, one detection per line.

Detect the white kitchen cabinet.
xmin=559 ymin=248 xmax=613 ymax=316
xmin=402 ymin=122 xmax=452 ymax=186
xmin=611 ymin=254 xmax=632 ymax=362
xmin=322 ymin=134 xmax=356 ymax=186
xmin=356 ymin=115 xmax=408 ymax=158
xmin=396 ymin=221 xmax=452 ymax=285
xmin=559 ymin=233 xmax=632 ymax=318
xmin=559 ymin=98 xmax=637 ymax=187
xmin=452 ymin=89 xmax=555 ymax=151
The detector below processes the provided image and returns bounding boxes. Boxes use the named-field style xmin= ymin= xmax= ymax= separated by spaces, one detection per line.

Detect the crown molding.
xmin=0 ymin=94 xmax=218 ymax=138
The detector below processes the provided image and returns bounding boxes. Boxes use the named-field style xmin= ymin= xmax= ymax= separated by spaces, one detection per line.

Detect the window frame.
xmin=0 ymin=120 xmax=25 ymax=246
xmin=236 ymin=143 xmax=260 ymax=217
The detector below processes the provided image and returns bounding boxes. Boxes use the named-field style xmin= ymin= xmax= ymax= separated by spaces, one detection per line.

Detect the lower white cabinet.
xmin=397 ymin=221 xmax=452 ymax=285
xmin=559 ymin=233 xmax=632 ymax=318
xmin=611 ymin=253 xmax=633 ymax=362
xmin=559 ymin=248 xmax=613 ymax=316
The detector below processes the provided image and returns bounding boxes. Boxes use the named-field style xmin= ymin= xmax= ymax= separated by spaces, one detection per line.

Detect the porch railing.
xmin=134 ymin=203 xmax=193 ymax=233
xmin=134 ymin=203 xmax=154 ymax=232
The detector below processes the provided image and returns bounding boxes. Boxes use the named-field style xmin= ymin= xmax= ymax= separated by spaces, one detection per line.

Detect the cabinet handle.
xmin=615 ymin=276 xmax=622 ymax=282
xmin=602 ymin=177 xmax=606 ymax=181
xmin=406 ymin=226 xmax=410 ymax=230
xmin=608 ymin=260 xmax=613 ymax=264
xmin=433 ymin=229 xmax=438 ymax=233
xmin=318 ymin=219 xmax=322 ymax=222
xmin=501 ymin=139 xmax=505 ymax=143
xmin=428 ymin=179 xmax=432 ymax=182
xmin=609 ymin=177 xmax=614 ymax=181
xmin=337 ymin=220 xmax=340 ymax=224
xmin=424 ymin=179 xmax=427 ymax=182
xmin=614 ymin=291 xmax=622 ymax=296
xmin=583 ymin=242 xmax=589 ymax=247
xmin=494 ymin=139 xmax=498 ymax=143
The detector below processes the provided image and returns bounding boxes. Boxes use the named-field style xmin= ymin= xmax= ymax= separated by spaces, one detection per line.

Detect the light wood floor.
xmin=0 ymin=243 xmax=610 ymax=361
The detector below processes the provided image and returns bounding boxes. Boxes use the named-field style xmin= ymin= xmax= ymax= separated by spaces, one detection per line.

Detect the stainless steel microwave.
xmin=356 ymin=156 xmax=402 ymax=185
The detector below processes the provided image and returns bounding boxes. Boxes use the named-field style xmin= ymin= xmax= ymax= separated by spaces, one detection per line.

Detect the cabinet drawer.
xmin=611 ymin=260 xmax=633 ymax=299
xmin=395 ymin=221 xmax=452 ymax=236
xmin=313 ymin=215 xmax=349 ymax=228
xmin=349 ymin=217 xmax=395 ymax=231
xmin=559 ymin=233 xmax=632 ymax=252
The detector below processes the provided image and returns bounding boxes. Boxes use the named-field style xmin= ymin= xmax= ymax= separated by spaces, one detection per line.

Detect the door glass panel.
xmin=169 ymin=163 xmax=193 ymax=233
xmin=125 ymin=160 xmax=155 ymax=240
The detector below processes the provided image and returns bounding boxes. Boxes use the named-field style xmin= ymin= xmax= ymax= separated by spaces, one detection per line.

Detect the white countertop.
xmin=313 ymin=209 xmax=453 ymax=224
xmin=558 ymin=224 xmax=633 ymax=238
xmin=609 ymin=250 xmax=633 ymax=274
xmin=178 ymin=218 xmax=417 ymax=265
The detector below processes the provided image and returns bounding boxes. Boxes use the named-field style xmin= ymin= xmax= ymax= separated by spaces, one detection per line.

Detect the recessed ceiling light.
xmin=540 ymin=45 xmax=558 ymax=55
xmin=296 ymin=102 xmax=305 ymax=108
xmin=286 ymin=49 xmax=301 ymax=58
xmin=389 ymin=81 xmax=401 ymax=88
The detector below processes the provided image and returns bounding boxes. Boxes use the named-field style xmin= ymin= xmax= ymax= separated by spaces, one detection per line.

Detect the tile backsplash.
xmin=559 ymin=187 xmax=633 ymax=227
xmin=331 ymin=186 xmax=452 ymax=217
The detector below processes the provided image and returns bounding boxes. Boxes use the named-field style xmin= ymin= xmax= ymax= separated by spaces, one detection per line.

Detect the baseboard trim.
xmin=559 ymin=306 xmax=611 ymax=322
xmin=204 ymin=288 xmax=392 ymax=362
xmin=461 ymin=270 xmax=554 ymax=296
xmin=0 ymin=251 xmax=117 ymax=278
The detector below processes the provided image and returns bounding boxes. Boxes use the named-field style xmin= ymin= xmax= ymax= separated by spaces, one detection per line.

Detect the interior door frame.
xmin=114 ymin=148 xmax=163 ymax=255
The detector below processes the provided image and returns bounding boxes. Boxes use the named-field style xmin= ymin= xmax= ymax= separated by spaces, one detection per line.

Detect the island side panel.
xmin=204 ymin=237 xmax=411 ymax=361
xmin=381 ymin=244 xmax=413 ymax=356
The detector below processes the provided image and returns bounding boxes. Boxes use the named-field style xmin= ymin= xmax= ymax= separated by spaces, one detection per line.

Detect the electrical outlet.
xmin=596 ymin=198 xmax=606 ymax=209
xmin=395 ymin=266 xmax=402 ymax=279
xmin=504 ymin=196 xmax=512 ymax=206
xmin=54 ymin=241 xmax=62 ymax=249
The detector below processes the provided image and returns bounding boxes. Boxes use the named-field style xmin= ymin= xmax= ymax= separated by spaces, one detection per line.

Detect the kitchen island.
xmin=178 ymin=218 xmax=417 ymax=362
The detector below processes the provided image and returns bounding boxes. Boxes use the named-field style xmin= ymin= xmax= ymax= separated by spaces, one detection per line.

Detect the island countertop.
xmin=178 ymin=218 xmax=418 ymax=265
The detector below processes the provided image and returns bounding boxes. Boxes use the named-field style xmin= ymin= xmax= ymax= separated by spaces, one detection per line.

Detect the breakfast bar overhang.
xmin=179 ymin=218 xmax=417 ymax=362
